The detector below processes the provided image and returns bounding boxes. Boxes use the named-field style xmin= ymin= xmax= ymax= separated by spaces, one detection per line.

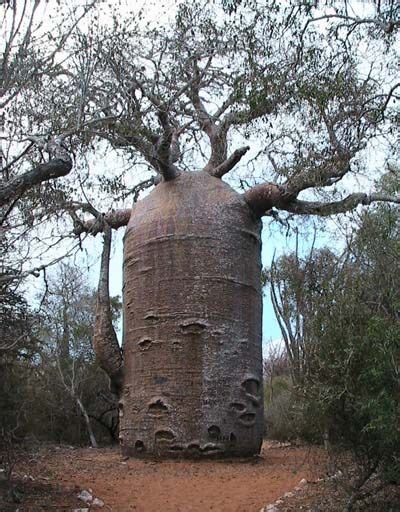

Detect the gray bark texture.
xmin=120 ymin=171 xmax=264 ymax=458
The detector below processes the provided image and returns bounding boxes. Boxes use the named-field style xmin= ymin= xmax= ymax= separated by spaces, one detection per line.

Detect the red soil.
xmin=2 ymin=441 xmax=326 ymax=511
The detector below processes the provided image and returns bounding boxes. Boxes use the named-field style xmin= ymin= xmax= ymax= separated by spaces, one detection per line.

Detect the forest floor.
xmin=1 ymin=441 xmax=398 ymax=511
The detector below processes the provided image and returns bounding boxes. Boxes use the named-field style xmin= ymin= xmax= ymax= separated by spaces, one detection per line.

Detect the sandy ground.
xmin=1 ymin=441 xmax=326 ymax=511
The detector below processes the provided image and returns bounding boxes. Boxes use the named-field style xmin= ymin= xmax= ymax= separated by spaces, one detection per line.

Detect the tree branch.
xmin=283 ymin=152 xmax=353 ymax=196
xmin=71 ymin=176 xmax=155 ymax=235
xmin=244 ymin=180 xmax=400 ymax=218
xmin=1 ymin=142 xmax=35 ymax=179
xmin=210 ymin=146 xmax=250 ymax=179
xmin=153 ymin=110 xmax=179 ymax=181
xmin=93 ymin=224 xmax=123 ymax=394
xmin=72 ymin=208 xmax=132 ymax=235
xmin=187 ymin=57 xmax=229 ymax=173
xmin=243 ymin=182 xmax=296 ymax=216
xmin=281 ymin=193 xmax=400 ymax=216
xmin=0 ymin=139 xmax=72 ymax=207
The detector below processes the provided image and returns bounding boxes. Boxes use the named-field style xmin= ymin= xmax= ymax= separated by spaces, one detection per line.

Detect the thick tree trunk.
xmin=120 ymin=171 xmax=263 ymax=458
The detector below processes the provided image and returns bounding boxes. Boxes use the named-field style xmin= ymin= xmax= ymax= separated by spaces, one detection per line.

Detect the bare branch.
xmin=0 ymin=138 xmax=72 ymax=207
xmin=209 ymin=146 xmax=250 ymax=179
xmin=281 ymin=192 xmax=400 ymax=216
xmin=72 ymin=208 xmax=132 ymax=236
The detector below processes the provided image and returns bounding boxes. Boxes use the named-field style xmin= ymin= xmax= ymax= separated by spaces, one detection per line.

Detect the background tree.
xmin=267 ymin=201 xmax=400 ymax=510
xmin=0 ymin=261 xmax=121 ymax=450
xmin=37 ymin=262 xmax=122 ymax=446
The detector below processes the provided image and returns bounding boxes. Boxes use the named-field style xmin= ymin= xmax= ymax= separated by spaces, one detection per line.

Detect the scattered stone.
xmin=77 ymin=489 xmax=93 ymax=504
xmin=73 ymin=509 xmax=89 ymax=512
xmin=283 ymin=491 xmax=294 ymax=498
xmin=276 ymin=442 xmax=291 ymax=448
xmin=92 ymin=497 xmax=105 ymax=508
xmin=265 ymin=505 xmax=279 ymax=512
xmin=299 ymin=478 xmax=307 ymax=486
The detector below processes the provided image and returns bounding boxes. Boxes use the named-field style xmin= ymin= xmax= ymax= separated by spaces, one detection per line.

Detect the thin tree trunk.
xmin=76 ymin=397 xmax=98 ymax=448
xmin=93 ymin=224 xmax=123 ymax=393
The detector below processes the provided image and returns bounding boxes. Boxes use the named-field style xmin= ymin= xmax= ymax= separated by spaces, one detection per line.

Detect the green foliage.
xmin=264 ymin=376 xmax=297 ymax=441
xmin=267 ymin=204 xmax=400 ymax=497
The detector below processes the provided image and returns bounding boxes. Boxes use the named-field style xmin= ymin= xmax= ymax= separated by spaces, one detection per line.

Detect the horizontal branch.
xmin=73 ymin=208 xmax=132 ymax=235
xmin=243 ymin=182 xmax=295 ymax=216
xmin=209 ymin=146 xmax=250 ymax=179
xmin=281 ymin=193 xmax=400 ymax=216
xmin=0 ymin=156 xmax=72 ymax=207
xmin=244 ymin=181 xmax=400 ymax=218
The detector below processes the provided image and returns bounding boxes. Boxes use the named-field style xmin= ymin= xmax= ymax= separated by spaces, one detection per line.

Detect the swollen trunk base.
xmin=120 ymin=171 xmax=263 ymax=458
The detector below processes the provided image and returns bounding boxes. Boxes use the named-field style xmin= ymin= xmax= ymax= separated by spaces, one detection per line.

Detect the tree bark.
xmin=120 ymin=171 xmax=263 ymax=458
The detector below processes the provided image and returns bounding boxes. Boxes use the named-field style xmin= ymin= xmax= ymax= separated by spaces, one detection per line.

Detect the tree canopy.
xmin=1 ymin=0 xmax=399 ymax=282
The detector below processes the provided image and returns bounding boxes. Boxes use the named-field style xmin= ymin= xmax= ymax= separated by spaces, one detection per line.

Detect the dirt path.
xmin=6 ymin=442 xmax=326 ymax=511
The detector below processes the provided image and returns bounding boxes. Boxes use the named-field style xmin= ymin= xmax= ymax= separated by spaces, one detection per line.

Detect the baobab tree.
xmin=2 ymin=1 xmax=399 ymax=457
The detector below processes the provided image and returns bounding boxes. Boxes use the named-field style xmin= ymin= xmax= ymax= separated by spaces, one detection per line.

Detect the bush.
xmin=266 ymin=205 xmax=400 ymax=509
